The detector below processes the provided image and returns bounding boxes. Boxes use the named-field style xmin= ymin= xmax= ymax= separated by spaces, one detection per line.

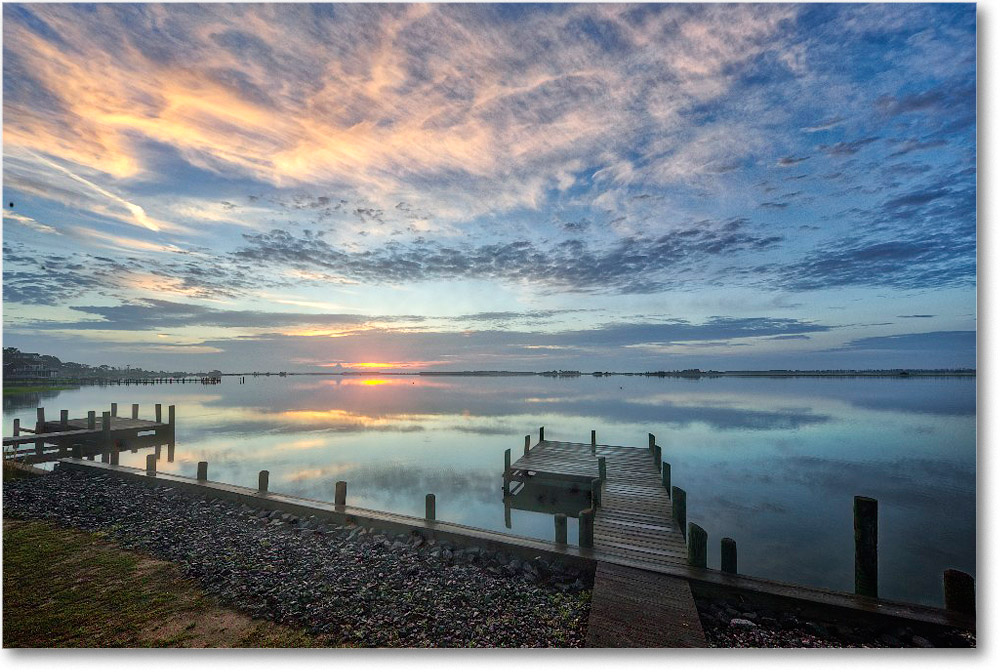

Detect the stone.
xmin=729 ymin=618 xmax=757 ymax=629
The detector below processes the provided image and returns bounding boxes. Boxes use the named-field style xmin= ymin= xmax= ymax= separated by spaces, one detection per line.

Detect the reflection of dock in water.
xmin=504 ymin=428 xmax=705 ymax=646
xmin=3 ymin=403 xmax=175 ymax=465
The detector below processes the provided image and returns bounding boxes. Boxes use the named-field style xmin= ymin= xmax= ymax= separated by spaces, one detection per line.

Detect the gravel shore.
xmin=3 ymin=468 xmax=590 ymax=647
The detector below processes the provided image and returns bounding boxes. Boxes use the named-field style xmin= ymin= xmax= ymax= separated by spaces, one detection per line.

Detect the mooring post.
xmin=591 ymin=477 xmax=602 ymax=508
xmin=155 ymin=403 xmax=162 ymax=423
xmin=60 ymin=409 xmax=69 ymax=429
xmin=58 ymin=444 xmax=68 ymax=458
xmin=598 ymin=456 xmax=606 ymax=480
xmin=13 ymin=419 xmax=19 ymax=436
xmin=110 ymin=450 xmax=119 ymax=466
xmin=101 ymin=452 xmax=110 ymax=463
xmin=258 ymin=470 xmax=269 ymax=493
xmin=578 ymin=509 xmax=594 ymax=548
xmin=335 ymin=481 xmax=347 ymax=506
xmin=132 ymin=403 xmax=139 ymax=420
xmin=102 ymin=412 xmax=111 ymax=444
xmin=672 ymin=487 xmax=687 ymax=540
xmin=854 ymin=496 xmax=878 ymax=598
xmin=653 ymin=444 xmax=662 ymax=471
xmin=662 ymin=462 xmax=671 ymax=491
xmin=425 ymin=493 xmax=436 ymax=520
xmin=721 ymin=537 xmax=738 ymax=573
xmin=539 ymin=426 xmax=545 ymax=442
xmin=88 ymin=411 xmax=96 ymax=430
xmin=554 ymin=513 xmax=568 ymax=544
xmin=943 ymin=569 xmax=975 ymax=615
xmin=504 ymin=447 xmax=511 ymax=472
xmin=36 ymin=407 xmax=45 ymax=433
xmin=688 ymin=523 xmax=707 ymax=568
xmin=71 ymin=444 xmax=83 ymax=459
xmin=197 ymin=461 xmax=208 ymax=481
xmin=146 ymin=453 xmax=156 ymax=475
xmin=591 ymin=429 xmax=596 ymax=447
xmin=168 ymin=405 xmax=176 ymax=438
xmin=524 ymin=434 xmax=530 ymax=456
xmin=648 ymin=433 xmax=655 ymax=454
xmin=111 ymin=403 xmax=117 ymax=417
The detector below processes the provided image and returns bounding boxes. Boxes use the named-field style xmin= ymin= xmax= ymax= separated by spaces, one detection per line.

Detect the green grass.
xmin=3 ymin=519 xmax=335 ymax=648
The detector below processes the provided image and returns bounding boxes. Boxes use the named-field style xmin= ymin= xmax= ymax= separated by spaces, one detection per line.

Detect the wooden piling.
xmin=539 ymin=426 xmax=545 ymax=441
xmin=688 ymin=523 xmax=707 ymax=568
xmin=591 ymin=429 xmax=596 ymax=447
xmin=111 ymin=450 xmax=119 ymax=466
xmin=335 ymin=481 xmax=347 ymax=506
xmin=132 ymin=403 xmax=139 ymax=420
xmin=102 ymin=412 xmax=111 ymax=444
xmin=155 ymin=403 xmax=162 ymax=423
xmin=13 ymin=419 xmax=19 ymax=436
xmin=146 ymin=453 xmax=156 ymax=475
xmin=101 ymin=452 xmax=110 ymax=463
xmin=721 ymin=537 xmax=738 ymax=573
xmin=648 ymin=433 xmax=655 ymax=453
xmin=524 ymin=434 xmax=530 ymax=457
xmin=672 ymin=487 xmax=687 ymax=540
xmin=598 ymin=456 xmax=606 ymax=480
xmin=578 ymin=508 xmax=594 ymax=548
xmin=111 ymin=403 xmax=117 ymax=417
xmin=504 ymin=447 xmax=511 ymax=472
xmin=60 ymin=409 xmax=69 ymax=429
xmin=36 ymin=408 xmax=45 ymax=433
xmin=88 ymin=411 xmax=96 ymax=430
xmin=653 ymin=444 xmax=661 ymax=471
xmin=554 ymin=513 xmax=568 ymax=544
xmin=425 ymin=493 xmax=436 ymax=520
xmin=71 ymin=444 xmax=83 ymax=459
xmin=854 ymin=496 xmax=878 ymax=598
xmin=258 ymin=470 xmax=269 ymax=493
xmin=943 ymin=569 xmax=975 ymax=615
xmin=168 ymin=405 xmax=176 ymax=433
xmin=591 ymin=477 xmax=603 ymax=508
xmin=662 ymin=462 xmax=671 ymax=491
xmin=197 ymin=461 xmax=208 ymax=481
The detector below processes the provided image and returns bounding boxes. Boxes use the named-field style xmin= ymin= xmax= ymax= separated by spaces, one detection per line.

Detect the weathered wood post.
xmin=943 ymin=569 xmax=975 ymax=615
xmin=58 ymin=444 xmax=68 ymax=458
xmin=102 ymin=411 xmax=112 ymax=445
xmin=101 ymin=452 xmax=110 ymax=463
xmin=36 ymin=407 xmax=45 ymax=433
xmin=524 ymin=434 xmax=530 ymax=457
xmin=111 ymin=403 xmax=117 ymax=417
xmin=167 ymin=442 xmax=175 ymax=463
xmin=539 ymin=426 xmax=545 ymax=441
xmin=578 ymin=509 xmax=594 ymax=548
xmin=425 ymin=493 xmax=436 ymax=520
xmin=87 ymin=412 xmax=96 ymax=430
xmin=132 ymin=403 xmax=139 ymax=420
xmin=335 ymin=481 xmax=347 ymax=506
xmin=661 ymin=462 xmax=671 ymax=491
xmin=13 ymin=419 xmax=19 ymax=436
xmin=503 ymin=448 xmax=512 ymax=496
xmin=672 ymin=487 xmax=687 ymax=540
xmin=71 ymin=443 xmax=83 ymax=459
xmin=688 ymin=523 xmax=707 ymax=568
xmin=854 ymin=496 xmax=878 ymax=598
xmin=60 ymin=409 xmax=69 ymax=429
xmin=258 ymin=470 xmax=269 ymax=493
xmin=197 ymin=461 xmax=208 ymax=481
xmin=591 ymin=429 xmax=596 ymax=449
xmin=168 ymin=405 xmax=176 ymax=435
xmin=653 ymin=444 xmax=662 ymax=471
xmin=554 ymin=513 xmax=568 ymax=544
xmin=598 ymin=456 xmax=606 ymax=480
xmin=591 ymin=477 xmax=602 ymax=508
xmin=146 ymin=453 xmax=156 ymax=475
xmin=721 ymin=537 xmax=738 ymax=573
xmin=648 ymin=433 xmax=655 ymax=454
xmin=110 ymin=450 xmax=119 ymax=466
xmin=155 ymin=403 xmax=162 ymax=423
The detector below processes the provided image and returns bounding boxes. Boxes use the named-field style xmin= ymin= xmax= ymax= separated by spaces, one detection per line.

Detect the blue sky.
xmin=1 ymin=3 xmax=977 ymax=372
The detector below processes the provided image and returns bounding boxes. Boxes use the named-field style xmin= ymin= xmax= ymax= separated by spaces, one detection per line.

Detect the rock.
xmin=910 ymin=635 xmax=935 ymax=648
xmin=729 ymin=618 xmax=757 ymax=629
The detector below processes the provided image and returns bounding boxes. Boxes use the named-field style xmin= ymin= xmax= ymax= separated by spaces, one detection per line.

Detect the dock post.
xmin=688 ymin=523 xmax=707 ymax=568
xmin=524 ymin=434 xmax=530 ymax=456
xmin=36 ymin=407 xmax=45 ymax=433
xmin=504 ymin=448 xmax=511 ymax=472
xmin=88 ymin=412 xmax=96 ymax=430
xmin=60 ymin=410 xmax=69 ymax=429
xmin=197 ymin=461 xmax=208 ymax=481
xmin=13 ymin=419 xmax=19 ymax=436
xmin=943 ymin=569 xmax=975 ymax=615
xmin=648 ymin=433 xmax=655 ymax=454
xmin=58 ymin=444 xmax=68 ymax=458
xmin=168 ymin=405 xmax=176 ymax=434
xmin=662 ymin=462 xmax=671 ymax=491
xmin=721 ymin=537 xmax=738 ymax=573
xmin=653 ymin=444 xmax=661 ymax=471
xmin=591 ymin=430 xmax=596 ymax=452
xmin=335 ymin=481 xmax=347 ymax=506
xmin=146 ymin=453 xmax=156 ymax=475
xmin=672 ymin=487 xmax=687 ymax=540
xmin=71 ymin=444 xmax=83 ymax=459
xmin=854 ymin=496 xmax=878 ymax=598
xmin=111 ymin=403 xmax=117 ymax=417
xmin=598 ymin=456 xmax=606 ymax=480
xmin=258 ymin=470 xmax=269 ymax=493
xmin=132 ymin=403 xmax=139 ymax=420
xmin=539 ymin=426 xmax=545 ymax=442
xmin=102 ymin=412 xmax=111 ymax=444
xmin=167 ymin=442 xmax=175 ymax=463
xmin=425 ymin=493 xmax=436 ymax=521
xmin=591 ymin=478 xmax=602 ymax=508
xmin=578 ymin=509 xmax=594 ymax=548
xmin=101 ymin=452 xmax=110 ymax=463
xmin=554 ymin=513 xmax=568 ymax=544
xmin=110 ymin=450 xmax=119 ymax=466
xmin=155 ymin=404 xmax=162 ymax=423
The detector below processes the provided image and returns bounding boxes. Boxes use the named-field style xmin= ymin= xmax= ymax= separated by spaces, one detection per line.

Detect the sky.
xmin=0 ymin=2 xmax=977 ymax=373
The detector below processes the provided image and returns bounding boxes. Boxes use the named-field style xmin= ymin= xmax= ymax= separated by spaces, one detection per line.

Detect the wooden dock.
xmin=3 ymin=404 xmax=174 ymax=464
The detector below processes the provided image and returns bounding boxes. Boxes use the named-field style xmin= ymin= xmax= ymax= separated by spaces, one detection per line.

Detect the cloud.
xmin=817 ymin=136 xmax=880 ymax=156
xmin=776 ymin=155 xmax=809 ymax=167
xmin=3 ymin=210 xmax=60 ymax=235
xmin=836 ymin=330 xmax=974 ymax=354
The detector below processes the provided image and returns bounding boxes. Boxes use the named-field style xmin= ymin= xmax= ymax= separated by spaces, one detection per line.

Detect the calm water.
xmin=3 ymin=375 xmax=976 ymax=607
